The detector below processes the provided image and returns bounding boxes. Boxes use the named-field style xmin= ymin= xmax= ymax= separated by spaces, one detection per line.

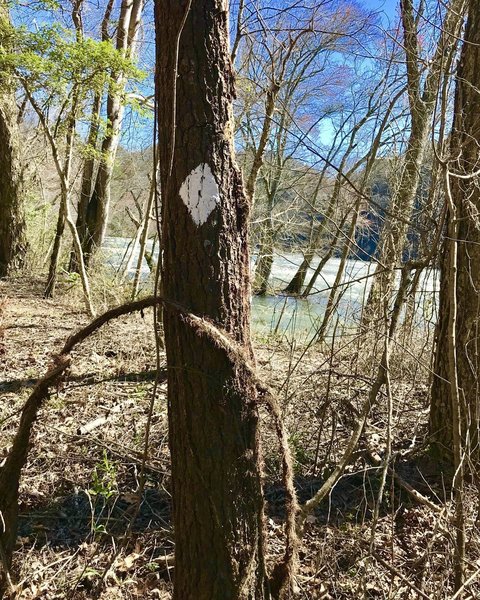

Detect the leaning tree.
xmin=363 ymin=0 xmax=466 ymax=324
xmin=429 ymin=2 xmax=480 ymax=589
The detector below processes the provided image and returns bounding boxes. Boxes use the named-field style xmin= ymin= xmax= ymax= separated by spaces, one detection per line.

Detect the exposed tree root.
xmin=0 ymin=295 xmax=300 ymax=598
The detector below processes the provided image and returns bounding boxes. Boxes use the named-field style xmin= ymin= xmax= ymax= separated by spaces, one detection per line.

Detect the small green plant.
xmin=288 ymin=432 xmax=313 ymax=473
xmin=86 ymin=451 xmax=119 ymax=539
xmin=131 ymin=383 xmax=148 ymax=400
xmin=82 ymin=567 xmax=101 ymax=581
xmin=88 ymin=450 xmax=118 ymax=501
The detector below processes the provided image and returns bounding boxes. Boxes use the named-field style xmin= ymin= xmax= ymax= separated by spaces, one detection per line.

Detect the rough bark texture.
xmin=430 ymin=3 xmax=480 ymax=467
xmin=156 ymin=1 xmax=269 ymax=598
xmin=0 ymin=3 xmax=27 ymax=278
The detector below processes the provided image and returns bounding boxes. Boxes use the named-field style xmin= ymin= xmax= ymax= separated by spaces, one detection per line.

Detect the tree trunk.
xmin=252 ymin=146 xmax=284 ymax=296
xmin=0 ymin=2 xmax=27 ymax=278
xmin=156 ymin=1 xmax=269 ymax=598
xmin=362 ymin=117 xmax=429 ymax=322
xmin=253 ymin=219 xmax=275 ymax=296
xmin=131 ymin=171 xmax=156 ymax=299
xmin=69 ymin=91 xmax=102 ymax=272
xmin=82 ymin=0 xmax=144 ymax=265
xmin=70 ymin=0 xmax=114 ymax=272
xmin=284 ymin=179 xmax=329 ymax=296
xmin=285 ymin=178 xmax=340 ymax=295
xmin=314 ymin=206 xmax=357 ymax=342
xmin=363 ymin=0 xmax=466 ymax=324
xmin=284 ymin=250 xmax=314 ymax=295
xmin=44 ymin=202 xmax=66 ymax=298
xmin=430 ymin=1 xmax=480 ymax=469
xmin=302 ymin=238 xmax=338 ymax=297
xmin=24 ymin=79 xmax=95 ymax=314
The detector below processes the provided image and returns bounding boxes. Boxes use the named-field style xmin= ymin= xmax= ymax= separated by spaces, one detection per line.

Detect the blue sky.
xmin=363 ymin=0 xmax=398 ymax=20
xmin=13 ymin=0 xmax=402 ymax=152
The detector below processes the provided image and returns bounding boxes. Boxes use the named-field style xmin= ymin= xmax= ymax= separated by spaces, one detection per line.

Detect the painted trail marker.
xmin=179 ymin=163 xmax=220 ymax=226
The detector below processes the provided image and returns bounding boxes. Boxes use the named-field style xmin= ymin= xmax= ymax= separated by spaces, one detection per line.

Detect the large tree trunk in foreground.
xmin=0 ymin=2 xmax=26 ymax=278
xmin=156 ymin=1 xmax=269 ymax=598
xmin=430 ymin=2 xmax=480 ymax=470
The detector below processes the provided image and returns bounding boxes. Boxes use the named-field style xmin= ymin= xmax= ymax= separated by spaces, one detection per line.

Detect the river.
xmin=103 ymin=238 xmax=439 ymax=341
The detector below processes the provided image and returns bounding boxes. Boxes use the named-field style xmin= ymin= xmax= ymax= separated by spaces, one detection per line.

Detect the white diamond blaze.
xmin=179 ymin=163 xmax=220 ymax=226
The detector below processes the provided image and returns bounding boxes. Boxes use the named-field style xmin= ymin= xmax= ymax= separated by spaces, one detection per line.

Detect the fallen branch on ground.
xmin=77 ymin=399 xmax=135 ymax=435
xmin=0 ymin=295 xmax=161 ymax=589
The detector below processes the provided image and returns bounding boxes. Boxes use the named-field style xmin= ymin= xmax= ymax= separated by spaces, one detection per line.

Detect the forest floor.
xmin=1 ymin=276 xmax=479 ymax=599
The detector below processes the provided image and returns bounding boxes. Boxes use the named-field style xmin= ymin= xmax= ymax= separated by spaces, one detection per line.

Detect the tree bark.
xmin=253 ymin=211 xmax=275 ymax=296
xmin=156 ymin=1 xmax=270 ymax=598
xmin=0 ymin=1 xmax=27 ymax=278
xmin=44 ymin=202 xmax=66 ymax=298
xmin=430 ymin=1 xmax=480 ymax=471
xmin=69 ymin=91 xmax=102 ymax=272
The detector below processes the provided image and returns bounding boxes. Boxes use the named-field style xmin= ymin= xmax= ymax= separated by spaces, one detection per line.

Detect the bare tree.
xmin=427 ymin=5 xmax=480 ymax=593
xmin=430 ymin=0 xmax=480 ymax=478
xmin=131 ymin=166 xmax=157 ymax=299
xmin=80 ymin=0 xmax=145 ymax=265
xmin=69 ymin=0 xmax=115 ymax=273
